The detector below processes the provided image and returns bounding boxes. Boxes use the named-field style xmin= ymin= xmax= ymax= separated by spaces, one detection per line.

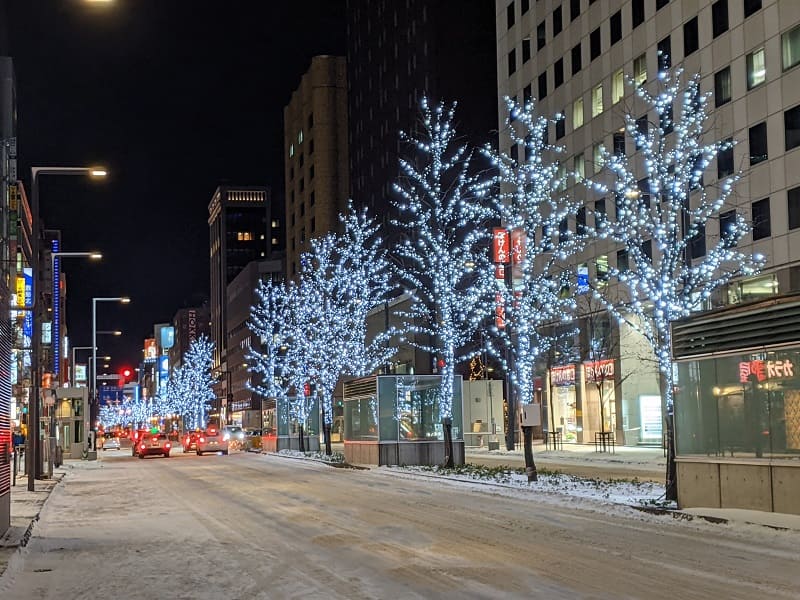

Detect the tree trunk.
xmin=442 ymin=417 xmax=454 ymax=468
xmin=522 ymin=425 xmax=537 ymax=482
xmin=659 ymin=369 xmax=678 ymax=502
xmin=298 ymin=424 xmax=305 ymax=453
xmin=323 ymin=422 xmax=332 ymax=456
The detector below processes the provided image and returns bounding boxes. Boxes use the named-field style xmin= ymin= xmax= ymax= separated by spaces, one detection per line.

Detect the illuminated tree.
xmin=167 ymin=335 xmax=216 ymax=430
xmin=480 ymin=97 xmax=584 ymax=471
xmin=392 ymin=98 xmax=495 ymax=467
xmin=595 ymin=69 xmax=765 ymax=499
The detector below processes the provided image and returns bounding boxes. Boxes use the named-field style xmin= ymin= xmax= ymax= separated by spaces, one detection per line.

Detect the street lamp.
xmin=47 ymin=251 xmax=102 ymax=476
xmin=91 ymin=297 xmax=129 ymax=446
xmin=28 ymin=166 xmax=107 ymax=490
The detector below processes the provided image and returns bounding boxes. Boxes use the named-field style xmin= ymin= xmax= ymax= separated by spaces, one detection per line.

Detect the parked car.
xmin=196 ymin=427 xmax=229 ymax=455
xmin=182 ymin=431 xmax=200 ymax=453
xmin=243 ymin=429 xmax=262 ymax=451
xmin=101 ymin=432 xmax=121 ymax=451
xmin=136 ymin=432 xmax=172 ymax=458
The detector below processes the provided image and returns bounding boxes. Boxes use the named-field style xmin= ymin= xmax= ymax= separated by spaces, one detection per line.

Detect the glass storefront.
xmin=548 ymin=365 xmax=578 ymax=442
xmin=344 ymin=375 xmax=464 ymax=443
xmin=675 ymin=348 xmax=800 ymax=457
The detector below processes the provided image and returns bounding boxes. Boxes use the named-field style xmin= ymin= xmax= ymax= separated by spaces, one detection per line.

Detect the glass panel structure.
xmin=675 ymin=348 xmax=800 ymax=457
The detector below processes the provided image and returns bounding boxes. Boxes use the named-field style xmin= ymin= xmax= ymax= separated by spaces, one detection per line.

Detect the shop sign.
xmin=739 ymin=359 xmax=795 ymax=383
xmin=492 ymin=228 xmax=510 ymax=264
xmin=584 ymin=359 xmax=614 ymax=382
xmin=495 ymin=293 xmax=505 ymax=329
xmin=551 ymin=365 xmax=576 ymax=386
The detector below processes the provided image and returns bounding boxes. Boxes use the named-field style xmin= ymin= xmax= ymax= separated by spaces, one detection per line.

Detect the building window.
xmin=752 ymin=198 xmax=771 ymax=240
xmin=573 ymin=97 xmax=584 ymax=129
xmin=537 ymin=21 xmax=546 ymax=50
xmin=556 ymin=115 xmax=566 ymax=139
xmin=507 ymin=2 xmax=515 ymax=29
xmin=545 ymin=58 xmax=560 ymax=90
xmin=308 ymin=113 xmax=314 ymax=129
xmin=714 ymin=67 xmax=732 ymax=107
xmin=298 ymin=129 xmax=304 ymax=144
xmin=656 ymin=0 xmax=669 ymax=9
xmin=636 ymin=114 xmax=648 ymax=149
xmin=510 ymin=144 xmax=519 ymax=164
xmin=747 ymin=47 xmax=766 ymax=89
xmin=720 ymin=209 xmax=737 ymax=247
xmin=632 ymin=0 xmax=645 ymax=28
xmin=538 ymin=71 xmax=547 ymax=99
xmin=521 ymin=0 xmax=529 ymax=14
xmin=577 ymin=206 xmax=587 ymax=235
xmin=574 ymin=153 xmax=585 ymax=181
xmin=616 ymin=248 xmax=629 ymax=272
xmin=309 ymin=165 xmax=315 ymax=180
xmin=789 ymin=187 xmax=800 ymax=230
xmin=570 ymin=44 xmax=582 ymax=76
xmin=657 ymin=36 xmax=671 ymax=72
xmin=522 ymin=38 xmax=531 ymax=63
xmin=712 ymin=0 xmax=729 ymax=38
xmin=300 ymin=202 xmax=305 ymax=217
xmin=613 ymin=131 xmax=625 ymax=157
xmin=612 ymin=69 xmax=624 ymax=104
xmin=553 ymin=6 xmax=562 ymax=36
xmin=744 ymin=0 xmax=761 ymax=18
xmin=523 ymin=84 xmax=532 ymax=105
xmin=610 ymin=11 xmax=622 ymax=45
xmin=508 ymin=49 xmax=517 ymax=76
xmin=310 ymin=191 xmax=315 ymax=206
xmin=717 ymin=139 xmax=734 ymax=178
xmin=593 ymin=143 xmax=604 ymax=173
xmin=236 ymin=232 xmax=253 ymax=241
xmin=640 ymin=239 xmax=653 ymax=261
xmin=590 ymin=28 xmax=601 ymax=60
xmin=785 ymin=104 xmax=800 ymax=151
xmin=311 ymin=217 xmax=316 ymax=233
xmin=289 ymin=143 xmax=294 ymax=158
xmin=690 ymin=223 xmax=706 ymax=258
xmin=559 ymin=218 xmax=570 ymax=243
xmin=782 ymin=25 xmax=800 ymax=71
xmin=594 ymin=198 xmax=606 ymax=226
xmin=570 ymin=0 xmax=580 ymax=21
xmin=749 ymin=122 xmax=768 ymax=165
xmin=660 ymin=103 xmax=674 ymax=135
xmin=634 ymin=53 xmax=647 ymax=87
xmin=597 ymin=255 xmax=609 ymax=283
xmin=684 ymin=17 xmax=699 ymax=56
xmin=592 ymin=84 xmax=603 ymax=117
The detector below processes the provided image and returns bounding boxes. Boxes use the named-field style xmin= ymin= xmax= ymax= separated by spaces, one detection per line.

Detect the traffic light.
xmin=120 ymin=367 xmax=133 ymax=384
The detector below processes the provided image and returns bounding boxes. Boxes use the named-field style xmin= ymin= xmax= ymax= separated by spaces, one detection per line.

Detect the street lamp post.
xmin=28 ymin=166 xmax=107 ymax=491
xmin=91 ymin=297 xmax=129 ymax=448
xmin=47 ymin=251 xmax=102 ymax=477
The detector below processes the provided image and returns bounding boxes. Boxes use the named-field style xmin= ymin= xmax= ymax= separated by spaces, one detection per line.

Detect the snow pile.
xmin=275 ymin=449 xmax=346 ymax=464
xmin=387 ymin=464 xmax=673 ymax=509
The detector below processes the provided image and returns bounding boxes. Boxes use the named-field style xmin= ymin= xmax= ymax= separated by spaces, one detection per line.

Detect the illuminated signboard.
xmin=52 ymin=239 xmax=61 ymax=375
xmin=584 ymin=359 xmax=614 ymax=382
xmin=551 ymin=364 xmax=576 ymax=386
xmin=143 ymin=338 xmax=157 ymax=362
xmin=739 ymin=359 xmax=795 ymax=383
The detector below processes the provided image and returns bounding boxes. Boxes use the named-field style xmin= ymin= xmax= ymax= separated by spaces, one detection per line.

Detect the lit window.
xmin=592 ymin=84 xmax=603 ymax=117
xmin=747 ymin=47 xmax=766 ymax=89
xmin=271 ymin=237 xmax=278 ymax=245
xmin=593 ymin=143 xmax=604 ymax=173
xmin=634 ymin=54 xmax=647 ymax=87
xmin=573 ymin=97 xmax=584 ymax=129
xmin=298 ymin=130 xmax=304 ymax=144
xmin=271 ymin=220 xmax=279 ymax=228
xmin=782 ymin=25 xmax=800 ymax=71
xmin=574 ymin=153 xmax=585 ymax=181
xmin=289 ymin=143 xmax=294 ymax=157
xmin=612 ymin=69 xmax=624 ymax=104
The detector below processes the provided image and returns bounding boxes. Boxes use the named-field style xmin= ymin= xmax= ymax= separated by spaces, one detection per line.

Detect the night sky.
xmin=5 ymin=1 xmax=346 ymax=372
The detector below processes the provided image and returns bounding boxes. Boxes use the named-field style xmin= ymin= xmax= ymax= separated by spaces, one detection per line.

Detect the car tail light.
xmin=165 ymin=443 xmax=171 ymax=448
xmin=139 ymin=444 xmax=145 ymax=450
xmin=199 ymin=437 xmax=205 ymax=443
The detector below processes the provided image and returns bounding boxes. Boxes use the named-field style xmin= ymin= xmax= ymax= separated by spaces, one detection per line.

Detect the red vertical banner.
xmin=495 ymin=292 xmax=506 ymax=329
xmin=510 ymin=227 xmax=527 ymax=284
xmin=493 ymin=228 xmax=511 ymax=264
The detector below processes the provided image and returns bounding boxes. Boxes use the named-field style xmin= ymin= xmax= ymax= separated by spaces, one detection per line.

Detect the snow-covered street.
xmin=2 ymin=450 xmax=799 ymax=599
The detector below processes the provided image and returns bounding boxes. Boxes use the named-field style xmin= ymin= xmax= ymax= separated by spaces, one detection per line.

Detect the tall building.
xmin=208 ymin=185 xmax=270 ymax=421
xmin=284 ymin=55 xmax=349 ymax=279
xmin=226 ymin=259 xmax=282 ymax=429
xmin=496 ymin=0 xmax=800 ymax=446
xmin=346 ymin=0 xmax=498 ymax=223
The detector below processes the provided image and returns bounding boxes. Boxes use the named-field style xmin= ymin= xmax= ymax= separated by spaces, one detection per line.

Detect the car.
xmin=136 ymin=432 xmax=172 ymax=458
xmin=243 ymin=429 xmax=263 ymax=451
xmin=221 ymin=425 xmax=244 ymax=442
xmin=131 ymin=429 xmax=151 ymax=456
xmin=196 ymin=427 xmax=229 ymax=456
xmin=182 ymin=431 xmax=200 ymax=453
xmin=101 ymin=433 xmax=121 ymax=451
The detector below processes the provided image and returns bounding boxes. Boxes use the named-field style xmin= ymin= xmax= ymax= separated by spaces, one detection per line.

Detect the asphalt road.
xmin=1 ymin=450 xmax=798 ymax=599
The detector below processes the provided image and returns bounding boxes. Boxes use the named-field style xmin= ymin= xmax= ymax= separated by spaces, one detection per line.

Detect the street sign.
xmin=96 ymin=374 xmax=122 ymax=381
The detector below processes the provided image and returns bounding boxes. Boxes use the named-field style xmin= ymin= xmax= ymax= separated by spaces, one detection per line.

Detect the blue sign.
xmin=158 ymin=355 xmax=169 ymax=396
xmin=23 ymin=268 xmax=32 ymax=341
xmin=160 ymin=326 xmax=175 ymax=350
xmin=52 ymin=239 xmax=61 ymax=374
xmin=577 ymin=265 xmax=589 ymax=295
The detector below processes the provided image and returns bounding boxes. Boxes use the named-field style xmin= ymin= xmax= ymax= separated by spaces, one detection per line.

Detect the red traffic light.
xmin=122 ymin=368 xmax=132 ymax=378
xmin=120 ymin=367 xmax=133 ymax=383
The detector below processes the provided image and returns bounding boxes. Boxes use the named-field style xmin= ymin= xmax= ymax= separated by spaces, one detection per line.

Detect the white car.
xmin=196 ymin=428 xmax=229 ymax=456
xmin=100 ymin=434 xmax=121 ymax=450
